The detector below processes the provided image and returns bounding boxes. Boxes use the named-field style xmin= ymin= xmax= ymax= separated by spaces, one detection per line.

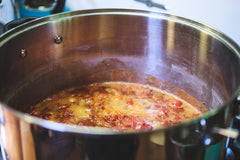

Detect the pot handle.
xmin=210 ymin=94 xmax=240 ymax=139
xmin=227 ymin=95 xmax=240 ymax=157
xmin=210 ymin=95 xmax=240 ymax=158
xmin=211 ymin=127 xmax=239 ymax=139
xmin=229 ymin=122 xmax=240 ymax=159
xmin=2 ymin=17 xmax=38 ymax=33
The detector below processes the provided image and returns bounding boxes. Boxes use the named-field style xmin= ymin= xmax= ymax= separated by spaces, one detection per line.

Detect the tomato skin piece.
xmin=132 ymin=117 xmax=152 ymax=130
xmin=105 ymin=115 xmax=118 ymax=123
xmin=157 ymin=109 xmax=169 ymax=117
xmin=120 ymin=116 xmax=132 ymax=128
xmin=174 ymin=114 xmax=181 ymax=121
xmin=132 ymin=117 xmax=145 ymax=129
xmin=160 ymin=120 xmax=171 ymax=126
xmin=119 ymin=116 xmax=153 ymax=130
xmin=156 ymin=106 xmax=169 ymax=118
xmin=172 ymin=107 xmax=184 ymax=113
xmin=126 ymin=99 xmax=134 ymax=105
xmin=154 ymin=100 xmax=167 ymax=109
xmin=170 ymin=100 xmax=183 ymax=108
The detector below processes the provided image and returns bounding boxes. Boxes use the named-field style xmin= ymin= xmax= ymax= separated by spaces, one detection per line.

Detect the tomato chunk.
xmin=120 ymin=116 xmax=132 ymax=128
xmin=119 ymin=116 xmax=152 ymax=130
xmin=105 ymin=115 xmax=118 ymax=123
xmin=170 ymin=99 xmax=183 ymax=108
xmin=132 ymin=117 xmax=152 ymax=130
xmin=126 ymin=99 xmax=134 ymax=105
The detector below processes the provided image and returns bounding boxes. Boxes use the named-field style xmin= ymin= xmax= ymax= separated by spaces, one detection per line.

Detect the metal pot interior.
xmin=0 ymin=9 xmax=239 ymax=131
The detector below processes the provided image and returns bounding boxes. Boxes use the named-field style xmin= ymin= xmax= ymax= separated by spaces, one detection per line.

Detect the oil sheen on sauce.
xmin=28 ymin=82 xmax=207 ymax=131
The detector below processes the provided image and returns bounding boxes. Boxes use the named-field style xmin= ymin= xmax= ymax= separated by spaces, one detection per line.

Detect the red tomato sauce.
xmin=28 ymin=82 xmax=207 ymax=131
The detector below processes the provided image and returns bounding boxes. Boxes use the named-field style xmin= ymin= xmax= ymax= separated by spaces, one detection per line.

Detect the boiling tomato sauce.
xmin=28 ymin=82 xmax=207 ymax=131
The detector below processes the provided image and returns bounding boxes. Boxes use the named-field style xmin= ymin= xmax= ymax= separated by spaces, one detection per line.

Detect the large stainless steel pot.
xmin=0 ymin=9 xmax=239 ymax=160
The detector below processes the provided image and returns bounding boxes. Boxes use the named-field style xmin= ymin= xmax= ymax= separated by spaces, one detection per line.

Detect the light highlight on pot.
xmin=204 ymin=137 xmax=211 ymax=145
xmin=166 ymin=19 xmax=175 ymax=53
xmin=146 ymin=17 xmax=163 ymax=73
xmin=199 ymin=31 xmax=208 ymax=63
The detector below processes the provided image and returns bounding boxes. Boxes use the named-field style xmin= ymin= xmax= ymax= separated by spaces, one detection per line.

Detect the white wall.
xmin=65 ymin=0 xmax=240 ymax=45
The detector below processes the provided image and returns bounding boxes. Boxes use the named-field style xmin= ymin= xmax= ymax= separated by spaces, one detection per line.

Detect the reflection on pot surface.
xmin=0 ymin=9 xmax=239 ymax=160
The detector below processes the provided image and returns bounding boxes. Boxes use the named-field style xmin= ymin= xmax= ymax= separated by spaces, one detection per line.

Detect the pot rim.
xmin=0 ymin=9 xmax=240 ymax=135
